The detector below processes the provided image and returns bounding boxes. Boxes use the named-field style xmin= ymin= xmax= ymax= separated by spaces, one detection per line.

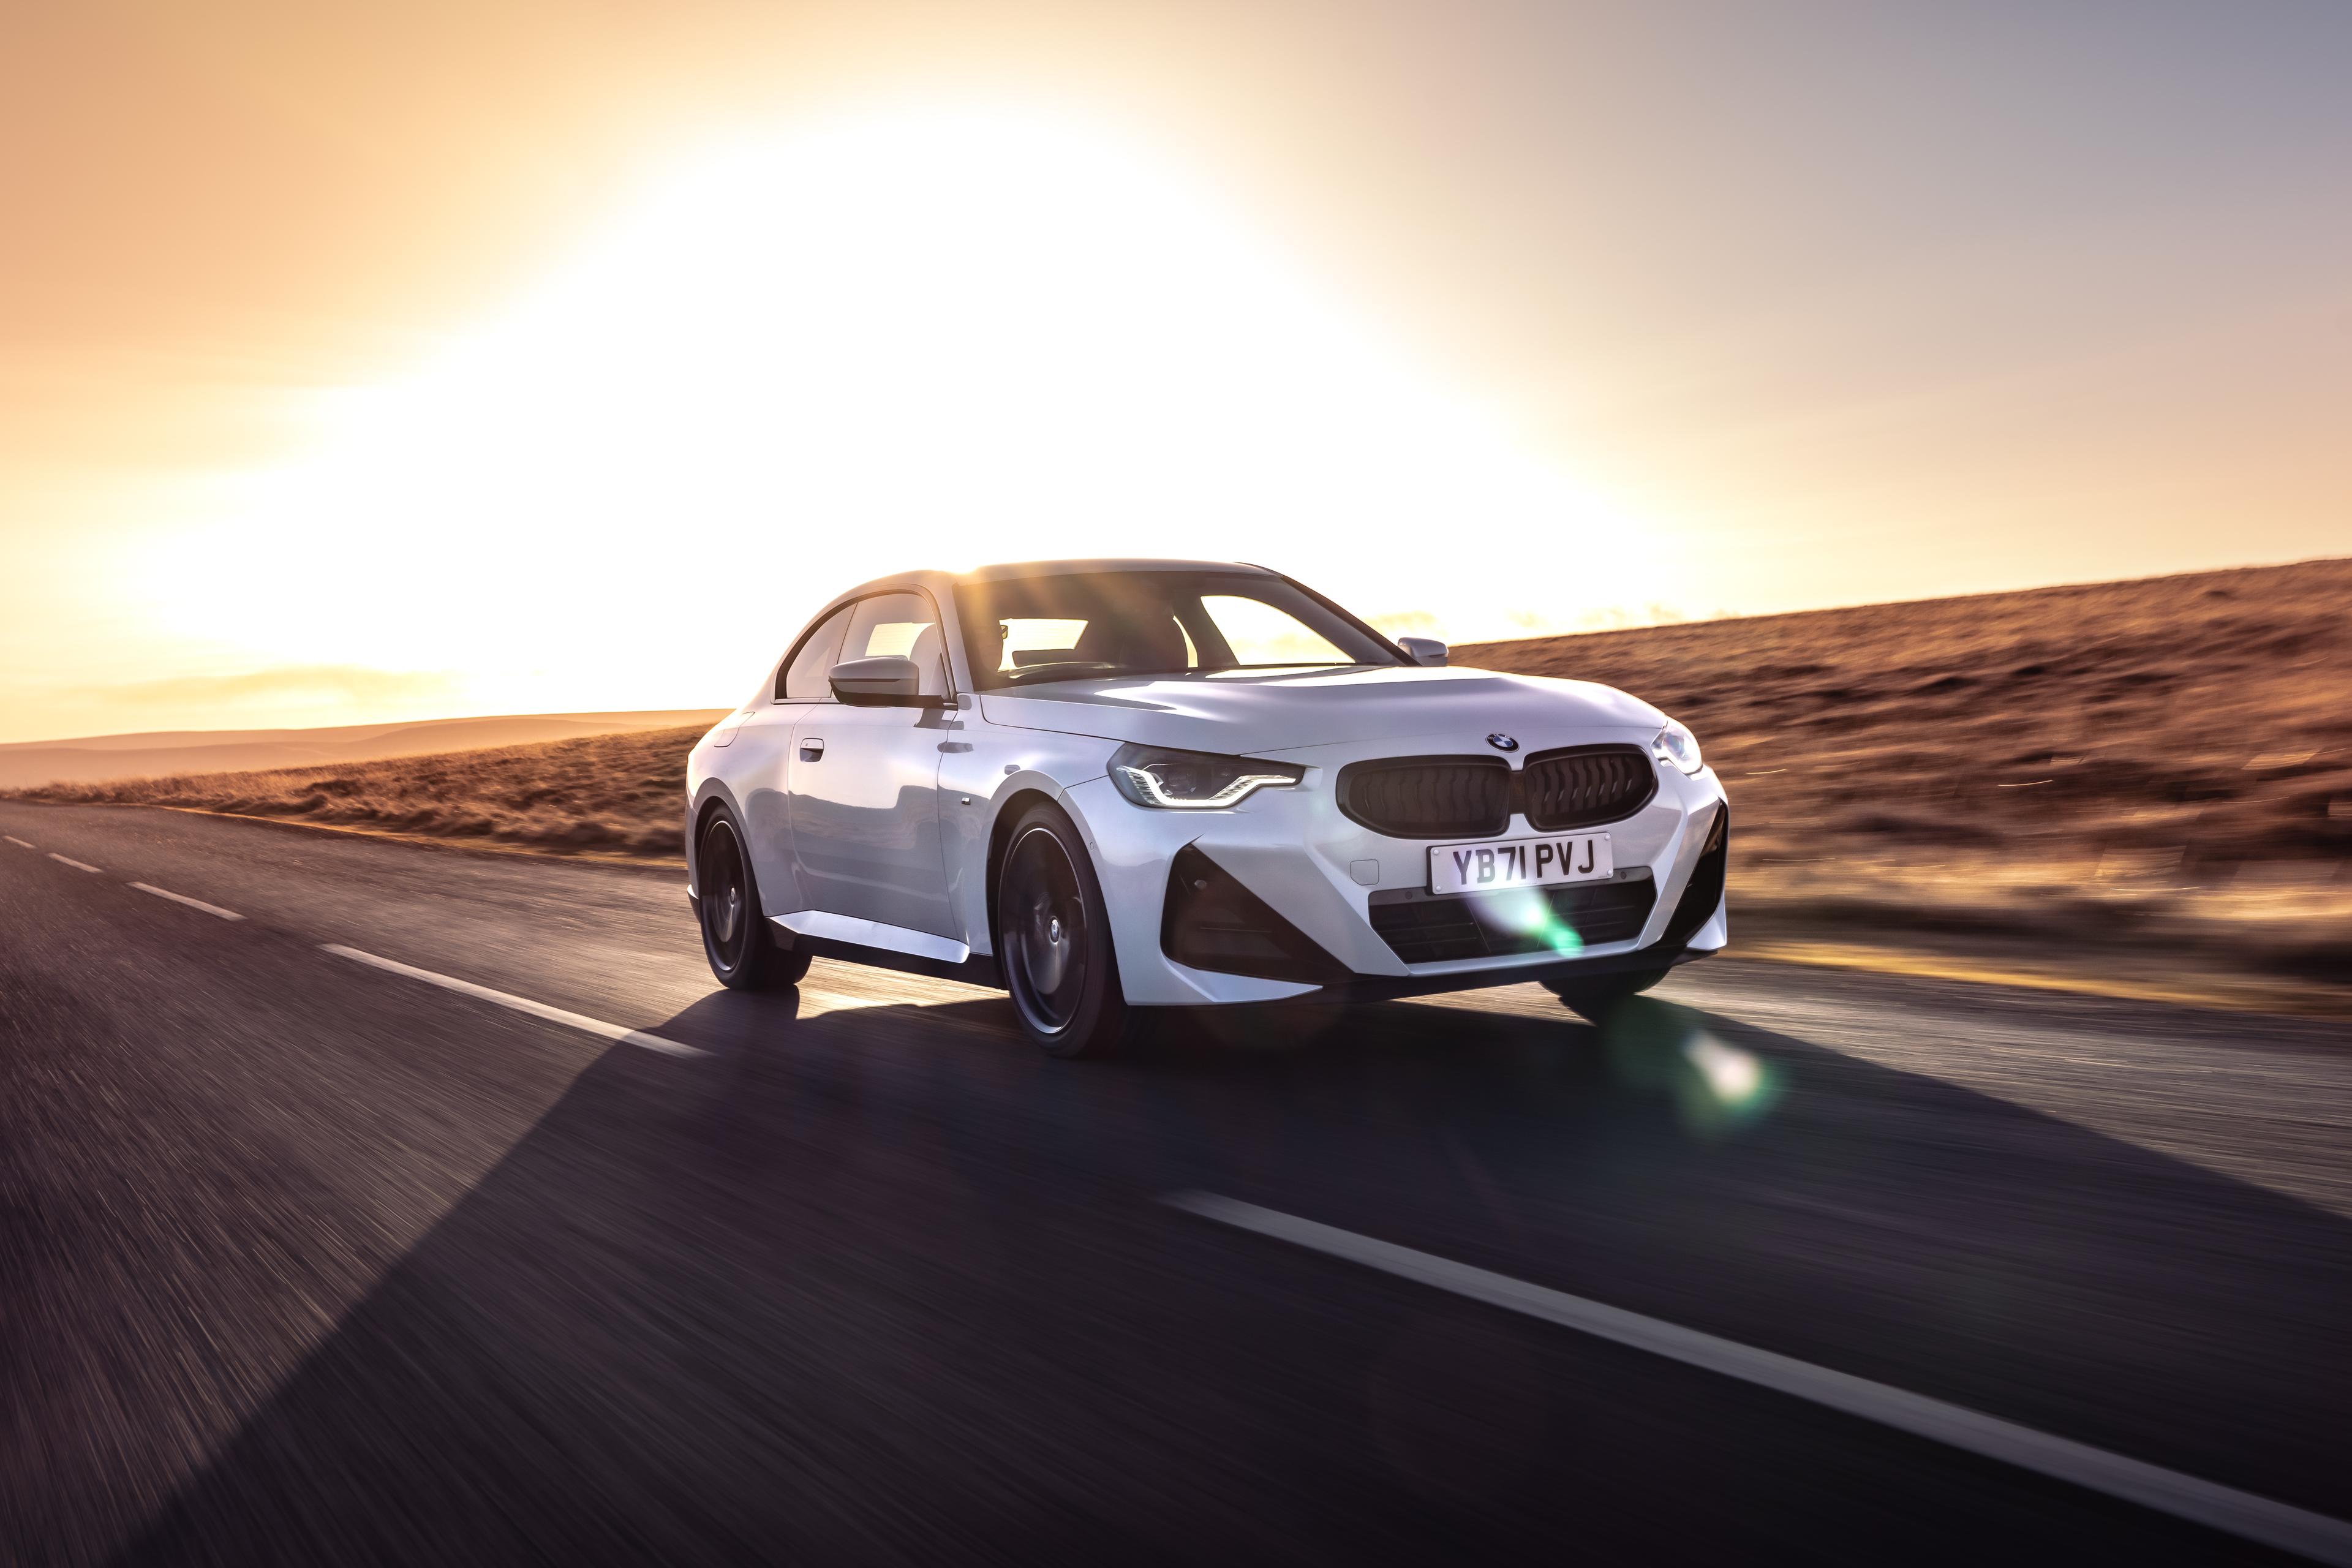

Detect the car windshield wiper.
xmin=996 ymin=660 xmax=1122 ymax=685
xmin=1118 ymin=662 xmax=1369 ymax=677
xmin=998 ymin=660 xmax=1372 ymax=687
xmin=1009 ymin=664 xmax=1202 ymax=682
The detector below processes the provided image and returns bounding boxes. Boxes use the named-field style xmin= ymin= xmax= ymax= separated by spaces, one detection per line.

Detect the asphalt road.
xmin=6 ymin=800 xmax=2351 ymax=1565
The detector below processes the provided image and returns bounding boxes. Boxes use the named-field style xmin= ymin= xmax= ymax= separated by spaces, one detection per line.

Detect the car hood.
xmin=976 ymin=665 xmax=1668 ymax=756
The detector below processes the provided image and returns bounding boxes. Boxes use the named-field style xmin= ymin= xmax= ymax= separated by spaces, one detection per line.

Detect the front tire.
xmin=696 ymin=813 xmax=811 ymax=990
xmin=1544 ymin=968 xmax=1667 ymax=1025
xmin=997 ymin=802 xmax=1130 ymax=1058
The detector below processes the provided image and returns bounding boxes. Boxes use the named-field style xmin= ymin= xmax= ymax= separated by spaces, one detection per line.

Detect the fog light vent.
xmin=1661 ymin=808 xmax=1729 ymax=949
xmin=1162 ymin=844 xmax=1349 ymax=984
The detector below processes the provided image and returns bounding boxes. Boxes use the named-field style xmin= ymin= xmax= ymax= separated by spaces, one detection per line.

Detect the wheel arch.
xmin=686 ymin=780 xmax=746 ymax=900
xmin=982 ymin=786 xmax=1066 ymax=955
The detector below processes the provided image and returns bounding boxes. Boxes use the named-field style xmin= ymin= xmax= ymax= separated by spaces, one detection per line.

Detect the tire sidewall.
xmin=998 ymin=802 xmax=1126 ymax=1057
xmin=697 ymin=809 xmax=809 ymax=990
xmin=1547 ymin=967 xmax=1668 ymax=1024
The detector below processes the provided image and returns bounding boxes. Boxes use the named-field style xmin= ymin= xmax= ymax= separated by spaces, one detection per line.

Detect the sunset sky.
xmin=3 ymin=0 xmax=2347 ymax=744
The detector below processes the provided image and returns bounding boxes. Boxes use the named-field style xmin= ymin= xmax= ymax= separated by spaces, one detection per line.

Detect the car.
xmin=685 ymin=559 xmax=1728 ymax=1057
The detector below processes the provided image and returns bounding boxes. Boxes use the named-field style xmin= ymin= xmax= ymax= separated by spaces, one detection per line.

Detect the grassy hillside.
xmin=0 ymin=709 xmax=725 ymax=790
xmin=1456 ymin=556 xmax=2352 ymax=989
xmin=14 ymin=725 xmax=706 ymax=859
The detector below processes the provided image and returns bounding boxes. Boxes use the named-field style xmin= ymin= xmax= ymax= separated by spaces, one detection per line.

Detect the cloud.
xmin=80 ymin=665 xmax=459 ymax=709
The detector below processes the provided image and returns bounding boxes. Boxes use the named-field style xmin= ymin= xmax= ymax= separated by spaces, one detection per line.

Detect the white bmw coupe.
xmin=686 ymin=559 xmax=1728 ymax=1056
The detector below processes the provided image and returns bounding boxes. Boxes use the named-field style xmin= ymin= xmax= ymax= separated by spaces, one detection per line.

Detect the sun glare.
xmin=147 ymin=104 xmax=1667 ymax=713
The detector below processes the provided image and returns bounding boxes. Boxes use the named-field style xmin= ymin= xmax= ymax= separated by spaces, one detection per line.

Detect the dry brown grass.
xmin=1457 ymin=556 xmax=2352 ymax=991
xmin=13 ymin=725 xmax=704 ymax=859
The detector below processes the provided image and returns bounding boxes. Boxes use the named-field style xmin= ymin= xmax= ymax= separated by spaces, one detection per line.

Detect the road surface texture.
xmin=5 ymin=800 xmax=2351 ymax=1565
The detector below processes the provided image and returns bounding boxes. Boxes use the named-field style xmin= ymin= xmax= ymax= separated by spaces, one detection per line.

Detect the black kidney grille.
xmin=1340 ymin=747 xmax=1656 ymax=839
xmin=1338 ymin=758 xmax=1511 ymax=839
xmin=1367 ymin=876 xmax=1657 ymax=964
xmin=1520 ymin=745 xmax=1657 ymax=831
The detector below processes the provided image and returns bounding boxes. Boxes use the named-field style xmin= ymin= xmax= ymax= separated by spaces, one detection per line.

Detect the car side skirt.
xmin=772 ymin=922 xmax=1007 ymax=989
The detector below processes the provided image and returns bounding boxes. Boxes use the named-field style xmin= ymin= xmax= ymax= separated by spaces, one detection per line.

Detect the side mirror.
xmin=1397 ymin=636 xmax=1449 ymax=668
xmin=829 ymin=655 xmax=944 ymax=707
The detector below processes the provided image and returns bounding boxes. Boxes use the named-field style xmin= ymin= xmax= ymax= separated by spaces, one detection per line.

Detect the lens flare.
xmin=1470 ymin=888 xmax=1584 ymax=954
xmin=1683 ymin=1034 xmax=1764 ymax=1106
xmin=1599 ymin=1005 xmax=1780 ymax=1136
xmin=1670 ymin=1029 xmax=1778 ymax=1134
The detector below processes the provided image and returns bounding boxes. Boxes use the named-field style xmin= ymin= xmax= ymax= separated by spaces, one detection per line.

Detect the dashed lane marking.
xmin=320 ymin=943 xmax=705 ymax=1058
xmin=1164 ymin=1191 xmax=2352 ymax=1566
xmin=130 ymin=883 xmax=245 ymax=921
xmin=49 ymin=853 xmax=102 ymax=873
xmin=4 ymin=835 xmax=34 ymax=849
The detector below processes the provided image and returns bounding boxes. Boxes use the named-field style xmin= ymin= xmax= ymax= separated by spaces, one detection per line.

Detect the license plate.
xmin=1427 ymin=832 xmax=1613 ymax=895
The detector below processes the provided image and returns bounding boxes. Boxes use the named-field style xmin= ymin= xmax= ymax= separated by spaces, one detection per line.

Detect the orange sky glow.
xmin=2 ymin=0 xmax=2346 ymax=743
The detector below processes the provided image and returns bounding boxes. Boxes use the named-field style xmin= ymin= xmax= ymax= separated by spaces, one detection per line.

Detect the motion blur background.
xmin=5 ymin=0 xmax=2348 ymax=741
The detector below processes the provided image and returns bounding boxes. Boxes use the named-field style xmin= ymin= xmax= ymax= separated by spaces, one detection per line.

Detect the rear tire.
xmin=1544 ymin=968 xmax=1667 ymax=1025
xmin=997 ymin=802 xmax=1131 ymax=1058
xmin=696 ymin=813 xmax=811 ymax=990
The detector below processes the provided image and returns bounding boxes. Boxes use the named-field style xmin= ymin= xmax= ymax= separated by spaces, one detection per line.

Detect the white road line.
xmin=4 ymin=835 xmax=34 ymax=849
xmin=49 ymin=853 xmax=102 ymax=873
xmin=129 ymin=883 xmax=245 ymax=921
xmin=1164 ymin=1191 xmax=2352 ymax=1566
xmin=320 ymin=943 xmax=705 ymax=1058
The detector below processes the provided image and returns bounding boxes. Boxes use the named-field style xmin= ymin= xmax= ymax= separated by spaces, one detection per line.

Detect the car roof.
xmin=959 ymin=558 xmax=1275 ymax=584
xmin=828 ymin=559 xmax=1277 ymax=604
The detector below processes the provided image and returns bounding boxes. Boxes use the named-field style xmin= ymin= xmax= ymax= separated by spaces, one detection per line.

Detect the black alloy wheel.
xmin=998 ymin=802 xmax=1131 ymax=1057
xmin=697 ymin=813 xmax=810 ymax=990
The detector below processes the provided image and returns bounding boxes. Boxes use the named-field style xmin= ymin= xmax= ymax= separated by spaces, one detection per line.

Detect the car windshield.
xmin=954 ymin=570 xmax=1404 ymax=690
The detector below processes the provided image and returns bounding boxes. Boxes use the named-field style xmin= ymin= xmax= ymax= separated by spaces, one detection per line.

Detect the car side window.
xmin=777 ymin=605 xmax=854 ymax=700
xmin=840 ymin=592 xmax=949 ymax=697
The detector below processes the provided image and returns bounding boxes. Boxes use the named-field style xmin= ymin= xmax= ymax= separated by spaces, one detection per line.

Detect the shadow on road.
xmin=112 ymin=981 xmax=2350 ymax=1565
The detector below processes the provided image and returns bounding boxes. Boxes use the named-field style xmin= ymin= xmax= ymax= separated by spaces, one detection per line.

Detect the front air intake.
xmin=1366 ymin=875 xmax=1657 ymax=965
xmin=1660 ymin=808 xmax=1728 ymax=948
xmin=1162 ymin=844 xmax=1349 ymax=984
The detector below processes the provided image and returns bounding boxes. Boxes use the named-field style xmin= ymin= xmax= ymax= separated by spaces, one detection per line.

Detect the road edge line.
xmin=320 ymin=943 xmax=706 ymax=1058
xmin=129 ymin=883 xmax=245 ymax=921
xmin=1163 ymin=1191 xmax=2352 ymax=1566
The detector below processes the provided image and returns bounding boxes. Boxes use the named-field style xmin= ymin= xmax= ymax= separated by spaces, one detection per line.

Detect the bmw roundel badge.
xmin=1487 ymin=733 xmax=1519 ymax=752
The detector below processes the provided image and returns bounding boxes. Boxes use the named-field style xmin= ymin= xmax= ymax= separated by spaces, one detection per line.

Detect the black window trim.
xmin=772 ymin=586 xmax=958 ymax=704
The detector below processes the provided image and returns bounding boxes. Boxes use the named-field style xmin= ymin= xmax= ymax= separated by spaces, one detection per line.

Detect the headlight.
xmin=1651 ymin=718 xmax=1705 ymax=775
xmin=1109 ymin=744 xmax=1305 ymax=809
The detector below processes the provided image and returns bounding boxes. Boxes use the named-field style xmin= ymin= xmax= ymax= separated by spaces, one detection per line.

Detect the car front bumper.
xmin=1063 ymin=727 xmax=1730 ymax=1008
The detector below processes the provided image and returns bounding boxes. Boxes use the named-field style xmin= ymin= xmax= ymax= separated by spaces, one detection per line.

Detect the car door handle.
xmin=799 ymin=738 xmax=825 ymax=761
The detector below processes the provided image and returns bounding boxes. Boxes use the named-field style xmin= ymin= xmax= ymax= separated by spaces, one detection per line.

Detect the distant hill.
xmin=0 ymin=710 xmax=726 ymax=790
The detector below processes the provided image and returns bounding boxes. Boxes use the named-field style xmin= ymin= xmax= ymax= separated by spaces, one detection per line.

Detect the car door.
xmin=788 ymin=590 xmax=959 ymax=939
xmin=734 ymin=601 xmax=855 ymax=914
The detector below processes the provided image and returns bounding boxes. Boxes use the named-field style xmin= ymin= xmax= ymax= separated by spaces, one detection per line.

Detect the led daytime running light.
xmin=1114 ymin=763 xmax=1299 ymax=809
xmin=1109 ymin=743 xmax=1305 ymax=809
